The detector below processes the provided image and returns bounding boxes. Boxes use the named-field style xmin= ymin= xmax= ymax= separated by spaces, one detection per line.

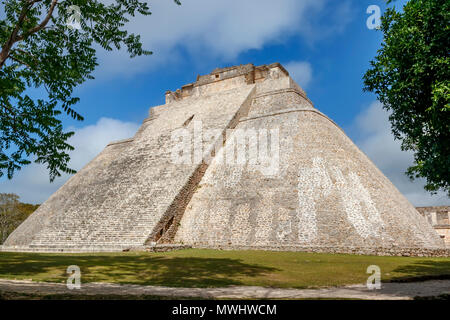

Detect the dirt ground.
xmin=0 ymin=278 xmax=449 ymax=300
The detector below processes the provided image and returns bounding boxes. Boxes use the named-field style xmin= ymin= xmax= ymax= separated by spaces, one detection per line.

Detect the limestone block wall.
xmin=416 ymin=206 xmax=450 ymax=226
xmin=434 ymin=227 xmax=450 ymax=246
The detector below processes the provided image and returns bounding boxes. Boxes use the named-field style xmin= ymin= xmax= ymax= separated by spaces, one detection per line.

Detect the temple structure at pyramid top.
xmin=164 ymin=63 xmax=305 ymax=102
xmin=2 ymin=63 xmax=448 ymax=256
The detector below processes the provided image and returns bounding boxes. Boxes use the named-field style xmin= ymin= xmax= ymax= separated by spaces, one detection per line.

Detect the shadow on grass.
xmin=0 ymin=252 xmax=278 ymax=287
xmin=0 ymin=291 xmax=208 ymax=300
xmin=387 ymin=260 xmax=450 ymax=282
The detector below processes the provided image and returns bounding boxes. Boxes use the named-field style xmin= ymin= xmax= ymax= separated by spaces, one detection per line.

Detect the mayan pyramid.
xmin=2 ymin=63 xmax=447 ymax=255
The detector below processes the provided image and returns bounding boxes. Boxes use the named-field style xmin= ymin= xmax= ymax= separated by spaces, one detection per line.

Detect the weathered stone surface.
xmin=4 ymin=67 xmax=256 ymax=249
xmin=3 ymin=63 xmax=447 ymax=256
xmin=174 ymin=70 xmax=445 ymax=252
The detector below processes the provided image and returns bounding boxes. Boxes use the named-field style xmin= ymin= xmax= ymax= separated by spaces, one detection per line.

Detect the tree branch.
xmin=12 ymin=48 xmax=39 ymax=62
xmin=8 ymin=55 xmax=35 ymax=70
xmin=15 ymin=0 xmax=58 ymax=41
xmin=0 ymin=2 xmax=32 ymax=68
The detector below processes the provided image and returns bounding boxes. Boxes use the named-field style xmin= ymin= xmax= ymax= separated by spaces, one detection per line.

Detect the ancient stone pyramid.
xmin=3 ymin=63 xmax=447 ymax=255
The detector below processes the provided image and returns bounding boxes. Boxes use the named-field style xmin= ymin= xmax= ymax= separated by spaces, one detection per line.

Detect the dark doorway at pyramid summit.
xmin=2 ymin=63 xmax=448 ymax=256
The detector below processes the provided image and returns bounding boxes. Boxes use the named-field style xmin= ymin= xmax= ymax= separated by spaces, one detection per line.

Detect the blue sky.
xmin=70 ymin=0 xmax=385 ymax=127
xmin=1 ymin=0 xmax=449 ymax=206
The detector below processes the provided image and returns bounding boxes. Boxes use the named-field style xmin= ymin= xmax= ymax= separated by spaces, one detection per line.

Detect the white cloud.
xmin=0 ymin=118 xmax=139 ymax=204
xmin=93 ymin=0 xmax=354 ymax=78
xmin=1 ymin=1 xmax=355 ymax=79
xmin=284 ymin=61 xmax=313 ymax=88
xmin=352 ymin=101 xmax=449 ymax=207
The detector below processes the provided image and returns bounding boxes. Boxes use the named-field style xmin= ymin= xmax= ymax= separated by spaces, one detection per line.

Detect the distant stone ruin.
xmin=416 ymin=206 xmax=450 ymax=247
xmin=2 ymin=63 xmax=448 ymax=256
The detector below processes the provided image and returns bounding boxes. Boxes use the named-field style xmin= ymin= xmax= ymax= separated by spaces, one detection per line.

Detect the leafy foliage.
xmin=0 ymin=193 xmax=39 ymax=243
xmin=0 ymin=0 xmax=179 ymax=181
xmin=364 ymin=0 xmax=449 ymax=195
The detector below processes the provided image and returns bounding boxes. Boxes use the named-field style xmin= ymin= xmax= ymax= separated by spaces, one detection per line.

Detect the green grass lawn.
xmin=0 ymin=249 xmax=449 ymax=289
